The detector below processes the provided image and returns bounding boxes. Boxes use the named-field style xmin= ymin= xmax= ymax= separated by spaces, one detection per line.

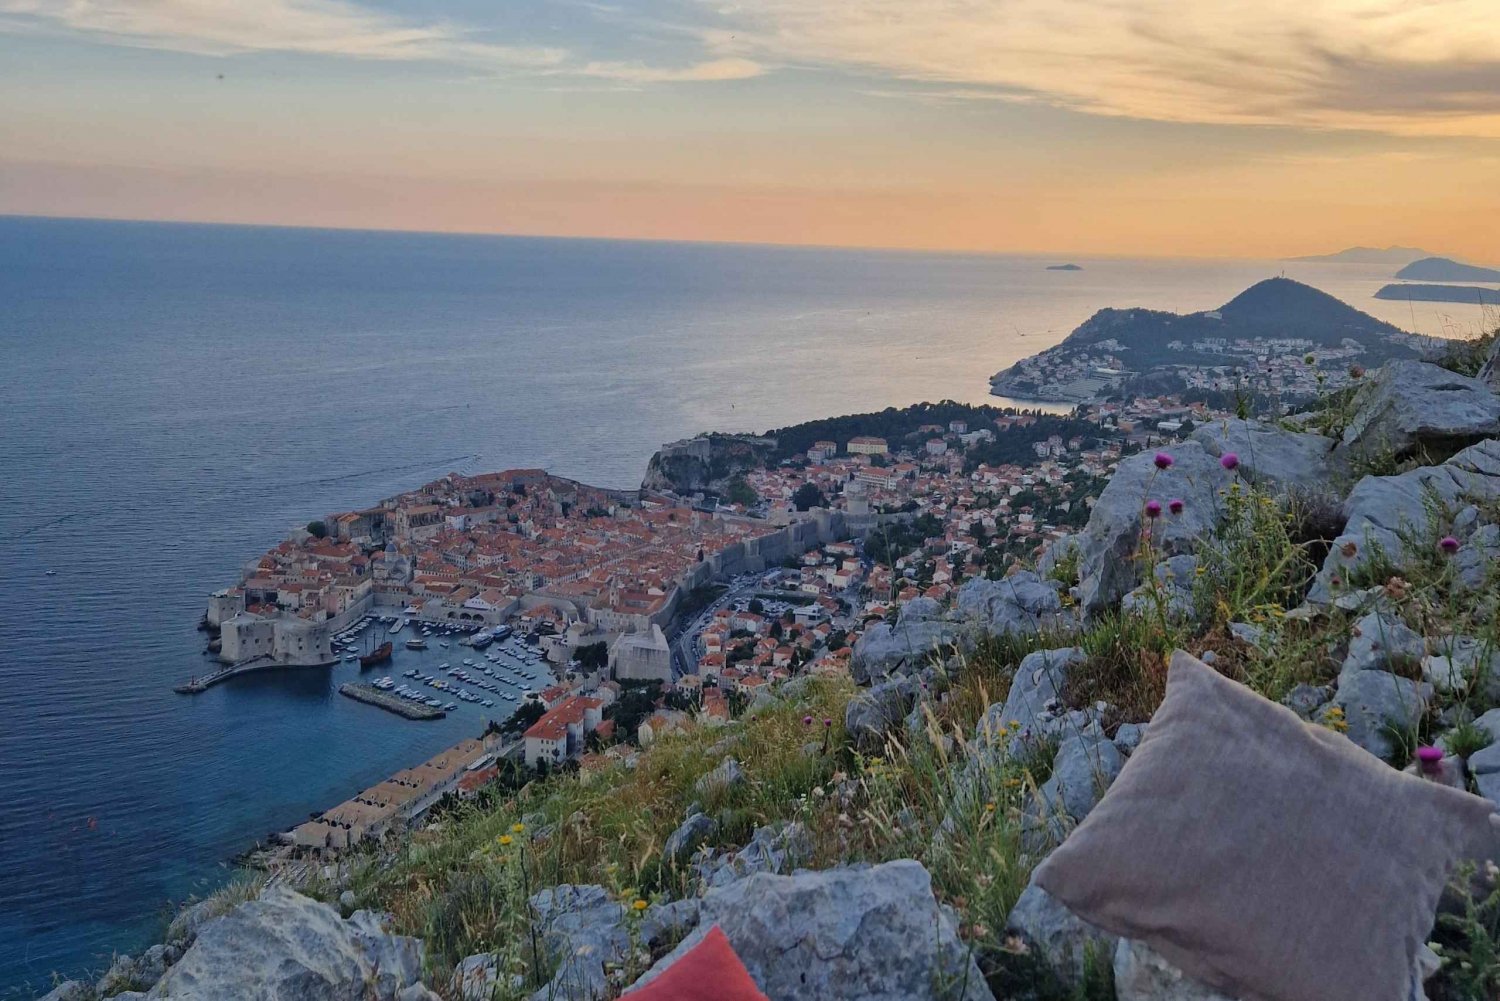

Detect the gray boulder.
xmin=1121 ymin=556 xmax=1199 ymax=622
xmin=40 ymin=982 xmax=92 ymax=1001
xmin=1070 ymin=442 xmax=1232 ymax=612
xmin=900 ymin=596 xmax=944 ymax=622
xmin=844 ymin=677 xmax=918 ymax=754
xmin=165 ymin=896 xmax=232 ymax=947
xmin=1113 ymin=939 xmax=1238 ymax=1001
xmin=528 ymin=884 xmax=629 ymax=1001
xmin=146 ymin=886 xmax=432 ymax=1000
xmin=1023 ymin=733 xmax=1124 ymax=850
xmin=663 ymin=812 xmax=717 ymax=865
xmin=1341 ymin=611 xmax=1425 ymax=677
xmin=629 ymin=860 xmax=993 ymax=1001
xmin=1282 ymin=684 xmax=1333 ymax=720
xmin=852 ymin=619 xmax=962 ymax=683
xmin=452 ymin=953 xmax=503 ymax=1001
xmin=1324 ymin=669 xmax=1432 ymax=761
xmin=975 ymin=647 xmax=1088 ymax=757
xmin=696 ymin=821 xmax=812 ymax=889
xmin=1006 ymin=882 xmax=1118 ymax=990
xmin=639 ymin=898 xmax=701 ymax=949
xmin=1455 ymin=524 xmax=1500 ymax=590
xmin=694 ymin=756 xmax=745 ymax=798
xmin=1113 ymin=722 xmax=1147 ymax=755
xmin=1312 ymin=439 xmax=1500 ymax=602
xmin=1192 ymin=418 xmax=1344 ymax=501
xmin=1339 ymin=360 xmax=1500 ymax=460
xmin=953 ymin=572 xmax=1071 ymax=637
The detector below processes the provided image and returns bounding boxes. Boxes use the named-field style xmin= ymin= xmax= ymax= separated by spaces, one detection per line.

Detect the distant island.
xmin=1286 ymin=245 xmax=1432 ymax=265
xmin=1046 ymin=263 xmax=1083 ymax=271
xmin=989 ymin=277 xmax=1425 ymax=404
xmin=1393 ymin=256 xmax=1500 ymax=283
xmin=1375 ymin=283 xmax=1499 ymax=305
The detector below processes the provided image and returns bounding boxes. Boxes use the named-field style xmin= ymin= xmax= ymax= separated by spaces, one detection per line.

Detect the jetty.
xmin=339 ymin=682 xmax=446 ymax=720
xmin=174 ymin=656 xmax=282 ymax=694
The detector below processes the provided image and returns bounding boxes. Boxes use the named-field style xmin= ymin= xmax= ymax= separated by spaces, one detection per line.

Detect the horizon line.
xmin=0 ymin=211 xmax=1334 ymax=265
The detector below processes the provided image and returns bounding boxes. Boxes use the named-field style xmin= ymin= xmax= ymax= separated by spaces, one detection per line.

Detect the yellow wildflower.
xmin=511 ymin=822 xmax=525 ymax=834
xmin=498 ymin=834 xmax=513 ymax=846
xmin=984 ymin=802 xmax=997 ymax=813
xmin=633 ymin=899 xmax=649 ymax=912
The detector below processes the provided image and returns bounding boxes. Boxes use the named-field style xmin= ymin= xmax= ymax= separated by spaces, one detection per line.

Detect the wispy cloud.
xmin=0 ymin=0 xmax=764 ymax=82
xmin=578 ymin=57 xmax=761 ymax=83
xmin=697 ymin=0 xmax=1500 ymax=137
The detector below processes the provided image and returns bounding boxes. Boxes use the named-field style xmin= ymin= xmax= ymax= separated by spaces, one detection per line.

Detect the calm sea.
xmin=0 ymin=215 xmax=1483 ymax=993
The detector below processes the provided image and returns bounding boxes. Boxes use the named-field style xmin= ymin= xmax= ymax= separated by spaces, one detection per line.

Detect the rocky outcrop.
xmin=844 ymin=677 xmax=918 ymax=754
xmin=1070 ymin=442 xmax=1232 ymax=612
xmin=528 ymin=884 xmax=631 ymax=1001
xmin=1112 ymin=939 xmax=1238 ymax=1001
xmin=953 ymin=572 xmax=1072 ymax=636
xmin=1192 ymin=418 xmax=1344 ymax=501
xmin=1322 ymin=669 xmax=1432 ymax=762
xmin=1310 ymin=439 xmax=1500 ymax=602
xmin=628 ymin=860 xmax=993 ymax=1001
xmin=663 ymin=811 xmax=718 ymax=865
xmin=1339 ymin=361 xmax=1500 ymax=460
xmin=975 ymin=647 xmax=1088 ymax=757
xmin=1005 ymin=882 xmax=1117 ymax=990
xmin=640 ymin=434 xmax=776 ymax=495
xmin=695 ymin=821 xmax=811 ymax=889
xmin=145 ymin=886 xmax=437 ymax=1000
xmin=851 ymin=618 xmax=962 ymax=683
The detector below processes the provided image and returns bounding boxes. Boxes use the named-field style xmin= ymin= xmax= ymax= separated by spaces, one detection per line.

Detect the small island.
xmin=1394 ymin=256 xmax=1500 ymax=283
xmin=1375 ymin=283 xmax=1498 ymax=305
xmin=1046 ymin=263 xmax=1083 ymax=271
xmin=1286 ymin=245 xmax=1431 ymax=265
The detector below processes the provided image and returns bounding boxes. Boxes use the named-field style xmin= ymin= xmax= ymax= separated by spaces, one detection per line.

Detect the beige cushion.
xmin=1034 ymin=650 xmax=1497 ymax=1001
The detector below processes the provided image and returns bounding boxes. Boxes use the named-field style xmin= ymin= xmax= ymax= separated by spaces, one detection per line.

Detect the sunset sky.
xmin=3 ymin=0 xmax=1499 ymax=258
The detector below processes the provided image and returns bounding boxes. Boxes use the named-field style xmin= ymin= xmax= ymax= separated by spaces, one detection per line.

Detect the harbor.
xmin=339 ymin=682 xmax=445 ymax=720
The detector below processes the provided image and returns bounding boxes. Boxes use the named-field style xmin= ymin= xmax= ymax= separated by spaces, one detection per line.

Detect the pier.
xmin=339 ymin=682 xmax=446 ymax=720
xmin=173 ymin=656 xmax=284 ymax=694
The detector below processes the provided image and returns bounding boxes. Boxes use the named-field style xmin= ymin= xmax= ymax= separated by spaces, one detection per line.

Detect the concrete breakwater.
xmin=339 ymin=682 xmax=445 ymax=720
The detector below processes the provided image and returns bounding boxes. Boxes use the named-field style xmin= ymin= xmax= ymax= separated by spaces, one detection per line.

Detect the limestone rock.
xmin=1113 ymin=722 xmax=1147 ymax=755
xmin=453 ymin=953 xmax=504 ymax=1001
xmin=528 ymin=884 xmax=629 ymax=1001
xmin=663 ymin=812 xmax=717 ymax=865
xmin=1023 ymin=733 xmax=1123 ymax=850
xmin=852 ymin=619 xmax=962 ymax=683
xmin=696 ymin=822 xmax=811 ymax=889
xmin=1192 ymin=418 xmax=1344 ymax=501
xmin=1005 ymin=882 xmax=1118 ymax=990
xmin=844 ymin=677 xmax=918 ymax=754
xmin=638 ymin=898 xmax=701 ymax=949
xmin=629 ymin=860 xmax=993 ymax=1001
xmin=694 ymin=756 xmax=745 ymax=798
xmin=953 ymin=572 xmax=1071 ymax=637
xmin=165 ymin=897 xmax=228 ymax=947
xmin=1311 ymin=439 xmax=1500 ymax=602
xmin=146 ymin=886 xmax=430 ymax=1000
xmin=1282 ymin=684 xmax=1332 ymax=720
xmin=40 ymin=981 xmax=92 ymax=1001
xmin=1324 ymin=669 xmax=1431 ymax=761
xmin=975 ymin=647 xmax=1088 ymax=757
xmin=1070 ymin=442 xmax=1231 ymax=612
xmin=1113 ymin=939 xmax=1238 ymax=1001
xmin=1339 ymin=360 xmax=1500 ymax=460
xmin=899 ymin=596 xmax=943 ymax=622
xmin=1341 ymin=611 xmax=1425 ymax=677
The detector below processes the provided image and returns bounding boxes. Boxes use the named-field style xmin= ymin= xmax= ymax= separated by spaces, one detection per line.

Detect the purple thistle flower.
xmin=802 ymin=715 xmax=813 ymax=726
xmin=823 ymin=717 xmax=833 ymax=728
xmin=1145 ymin=500 xmax=1162 ymax=519
xmin=1153 ymin=452 xmax=1173 ymax=470
xmin=1220 ymin=452 xmax=1240 ymax=471
xmin=1439 ymin=536 xmax=1460 ymax=555
xmin=1417 ymin=746 xmax=1444 ymax=763
xmin=1168 ymin=498 xmax=1184 ymax=515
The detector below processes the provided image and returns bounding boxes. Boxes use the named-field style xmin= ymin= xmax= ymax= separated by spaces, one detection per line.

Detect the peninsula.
xmin=989 ymin=277 xmax=1425 ymax=404
xmin=1394 ymin=256 xmax=1500 ymax=283
xmin=1375 ymin=283 xmax=1499 ymax=306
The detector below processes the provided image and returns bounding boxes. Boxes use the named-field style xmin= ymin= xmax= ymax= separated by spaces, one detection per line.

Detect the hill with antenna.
xmin=990 ymin=278 xmax=1424 ymax=403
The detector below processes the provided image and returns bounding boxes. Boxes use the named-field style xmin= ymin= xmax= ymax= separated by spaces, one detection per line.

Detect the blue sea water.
xmin=0 ymin=215 xmax=1477 ymax=994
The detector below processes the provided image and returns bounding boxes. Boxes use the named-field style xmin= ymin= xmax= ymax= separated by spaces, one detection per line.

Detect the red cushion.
xmin=623 ymin=924 xmax=769 ymax=1001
